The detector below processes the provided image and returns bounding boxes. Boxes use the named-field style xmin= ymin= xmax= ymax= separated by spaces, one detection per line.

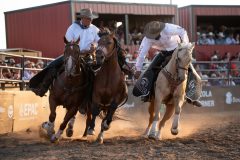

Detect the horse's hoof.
xmin=148 ymin=134 xmax=157 ymax=140
xmin=171 ymin=128 xmax=179 ymax=135
xmin=47 ymin=130 xmax=55 ymax=138
xmin=50 ymin=135 xmax=58 ymax=143
xmin=87 ymin=129 xmax=95 ymax=135
xmin=97 ymin=137 xmax=103 ymax=144
xmin=66 ymin=128 xmax=73 ymax=137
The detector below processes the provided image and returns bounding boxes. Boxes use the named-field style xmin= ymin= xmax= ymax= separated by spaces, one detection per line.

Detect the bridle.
xmin=162 ymin=49 xmax=190 ymax=91
xmin=64 ymin=42 xmax=94 ymax=77
xmin=96 ymin=37 xmax=118 ymax=60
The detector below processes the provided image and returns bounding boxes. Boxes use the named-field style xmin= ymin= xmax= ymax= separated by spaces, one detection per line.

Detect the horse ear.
xmin=64 ymin=36 xmax=69 ymax=44
xmin=76 ymin=36 xmax=80 ymax=44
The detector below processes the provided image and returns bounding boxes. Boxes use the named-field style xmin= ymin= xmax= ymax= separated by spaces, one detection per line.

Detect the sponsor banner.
xmin=0 ymin=92 xmax=14 ymax=134
xmin=199 ymin=86 xmax=240 ymax=109
xmin=12 ymin=91 xmax=50 ymax=132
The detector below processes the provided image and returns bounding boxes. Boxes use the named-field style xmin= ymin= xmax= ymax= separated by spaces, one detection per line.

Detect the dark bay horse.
xmin=87 ymin=32 xmax=128 ymax=144
xmin=143 ymin=42 xmax=195 ymax=140
xmin=40 ymin=37 xmax=96 ymax=142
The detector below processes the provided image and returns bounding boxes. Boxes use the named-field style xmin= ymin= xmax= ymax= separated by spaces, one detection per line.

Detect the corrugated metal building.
xmin=5 ymin=1 xmax=177 ymax=58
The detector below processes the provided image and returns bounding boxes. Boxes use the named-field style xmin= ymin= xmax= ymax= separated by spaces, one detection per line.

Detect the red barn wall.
xmin=5 ymin=2 xmax=71 ymax=58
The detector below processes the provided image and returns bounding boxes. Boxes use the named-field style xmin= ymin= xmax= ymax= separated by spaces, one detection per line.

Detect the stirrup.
xmin=186 ymin=97 xmax=202 ymax=107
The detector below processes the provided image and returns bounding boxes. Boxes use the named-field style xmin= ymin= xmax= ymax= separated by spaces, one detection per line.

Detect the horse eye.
xmin=178 ymin=48 xmax=183 ymax=51
xmin=107 ymin=41 xmax=112 ymax=45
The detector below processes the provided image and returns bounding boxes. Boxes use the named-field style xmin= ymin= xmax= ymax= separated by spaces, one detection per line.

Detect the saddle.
xmin=132 ymin=54 xmax=170 ymax=97
xmin=132 ymin=54 xmax=201 ymax=101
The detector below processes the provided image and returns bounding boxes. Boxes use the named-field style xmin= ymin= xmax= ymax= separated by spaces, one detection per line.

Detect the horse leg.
xmin=143 ymin=100 xmax=155 ymax=137
xmin=41 ymin=97 xmax=56 ymax=138
xmin=97 ymin=101 xmax=118 ymax=144
xmin=87 ymin=103 xmax=100 ymax=136
xmin=148 ymin=102 xmax=161 ymax=139
xmin=50 ymin=107 xmax=78 ymax=143
xmin=156 ymin=104 xmax=175 ymax=140
xmin=66 ymin=115 xmax=76 ymax=137
xmin=83 ymin=107 xmax=92 ymax=137
xmin=171 ymin=97 xmax=185 ymax=135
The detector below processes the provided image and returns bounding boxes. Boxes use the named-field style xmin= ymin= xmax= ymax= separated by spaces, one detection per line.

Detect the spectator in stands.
xmin=132 ymin=51 xmax=138 ymax=61
xmin=196 ymin=32 xmax=201 ymax=45
xmin=201 ymin=74 xmax=211 ymax=86
xmin=36 ymin=60 xmax=45 ymax=69
xmin=225 ymin=33 xmax=237 ymax=45
xmin=235 ymin=34 xmax=240 ymax=44
xmin=215 ymin=32 xmax=226 ymax=45
xmin=199 ymin=33 xmax=208 ymax=45
xmin=125 ymin=48 xmax=132 ymax=62
xmin=209 ymin=73 xmax=221 ymax=86
xmin=22 ymin=60 xmax=34 ymax=80
xmin=1 ymin=63 xmax=12 ymax=79
xmin=210 ymin=50 xmax=221 ymax=61
xmin=206 ymin=32 xmax=215 ymax=45
xmin=222 ymin=51 xmax=232 ymax=62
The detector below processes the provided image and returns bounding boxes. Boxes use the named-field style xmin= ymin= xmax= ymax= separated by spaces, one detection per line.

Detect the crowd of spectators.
xmin=196 ymin=25 xmax=240 ymax=45
xmin=0 ymin=58 xmax=46 ymax=81
xmin=195 ymin=50 xmax=240 ymax=86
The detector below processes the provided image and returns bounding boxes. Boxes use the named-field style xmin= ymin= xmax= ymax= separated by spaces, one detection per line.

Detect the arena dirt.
xmin=0 ymin=106 xmax=239 ymax=160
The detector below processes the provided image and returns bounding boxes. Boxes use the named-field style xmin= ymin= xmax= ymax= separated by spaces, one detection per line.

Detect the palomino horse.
xmin=144 ymin=42 xmax=195 ymax=140
xmin=40 ymin=37 xmax=97 ymax=142
xmin=87 ymin=32 xmax=128 ymax=144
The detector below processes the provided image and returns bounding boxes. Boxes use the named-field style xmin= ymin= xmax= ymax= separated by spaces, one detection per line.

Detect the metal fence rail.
xmin=0 ymin=52 xmax=54 ymax=90
xmin=1 ymin=51 xmax=240 ymax=90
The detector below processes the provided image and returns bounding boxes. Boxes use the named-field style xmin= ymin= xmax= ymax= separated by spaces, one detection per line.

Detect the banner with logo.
xmin=12 ymin=91 xmax=50 ymax=132
xmin=199 ymin=86 xmax=240 ymax=110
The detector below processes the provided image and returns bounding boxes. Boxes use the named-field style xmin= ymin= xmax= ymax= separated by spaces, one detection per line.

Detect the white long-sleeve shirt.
xmin=135 ymin=23 xmax=189 ymax=71
xmin=65 ymin=22 xmax=100 ymax=52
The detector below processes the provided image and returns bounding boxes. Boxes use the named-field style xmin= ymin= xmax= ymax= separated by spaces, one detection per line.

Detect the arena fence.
xmin=0 ymin=52 xmax=54 ymax=90
xmin=0 ymin=86 xmax=240 ymax=134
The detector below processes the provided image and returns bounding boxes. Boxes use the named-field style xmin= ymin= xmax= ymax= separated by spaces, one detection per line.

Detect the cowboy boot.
xmin=32 ymin=68 xmax=57 ymax=97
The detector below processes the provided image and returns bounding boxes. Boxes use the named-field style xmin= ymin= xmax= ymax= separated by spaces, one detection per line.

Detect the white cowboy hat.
xmin=218 ymin=32 xmax=225 ymax=37
xmin=208 ymin=32 xmax=214 ymax=36
xmin=78 ymin=8 xmax=99 ymax=20
xmin=144 ymin=21 xmax=165 ymax=39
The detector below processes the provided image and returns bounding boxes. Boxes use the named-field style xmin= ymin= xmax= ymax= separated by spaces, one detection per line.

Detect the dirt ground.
xmin=0 ymin=106 xmax=240 ymax=160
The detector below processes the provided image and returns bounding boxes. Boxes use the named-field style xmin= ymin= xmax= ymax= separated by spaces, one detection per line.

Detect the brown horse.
xmin=86 ymin=33 xmax=128 ymax=144
xmin=40 ymin=37 xmax=97 ymax=142
xmin=143 ymin=42 xmax=195 ymax=140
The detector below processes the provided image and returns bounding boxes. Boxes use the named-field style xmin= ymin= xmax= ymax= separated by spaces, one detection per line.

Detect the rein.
xmin=162 ymin=51 xmax=189 ymax=92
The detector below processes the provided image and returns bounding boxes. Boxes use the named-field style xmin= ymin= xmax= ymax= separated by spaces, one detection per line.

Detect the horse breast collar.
xmin=162 ymin=67 xmax=184 ymax=92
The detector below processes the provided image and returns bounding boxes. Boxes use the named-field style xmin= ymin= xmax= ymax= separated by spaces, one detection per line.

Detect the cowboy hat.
xmin=144 ymin=21 xmax=165 ymax=39
xmin=78 ymin=8 xmax=99 ymax=20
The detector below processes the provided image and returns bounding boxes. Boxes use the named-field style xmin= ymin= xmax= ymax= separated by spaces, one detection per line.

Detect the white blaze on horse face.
xmin=67 ymin=56 xmax=73 ymax=72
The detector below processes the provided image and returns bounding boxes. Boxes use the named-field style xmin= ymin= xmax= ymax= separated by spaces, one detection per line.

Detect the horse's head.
xmin=96 ymin=31 xmax=117 ymax=62
xmin=173 ymin=42 xmax=195 ymax=80
xmin=63 ymin=37 xmax=81 ymax=77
